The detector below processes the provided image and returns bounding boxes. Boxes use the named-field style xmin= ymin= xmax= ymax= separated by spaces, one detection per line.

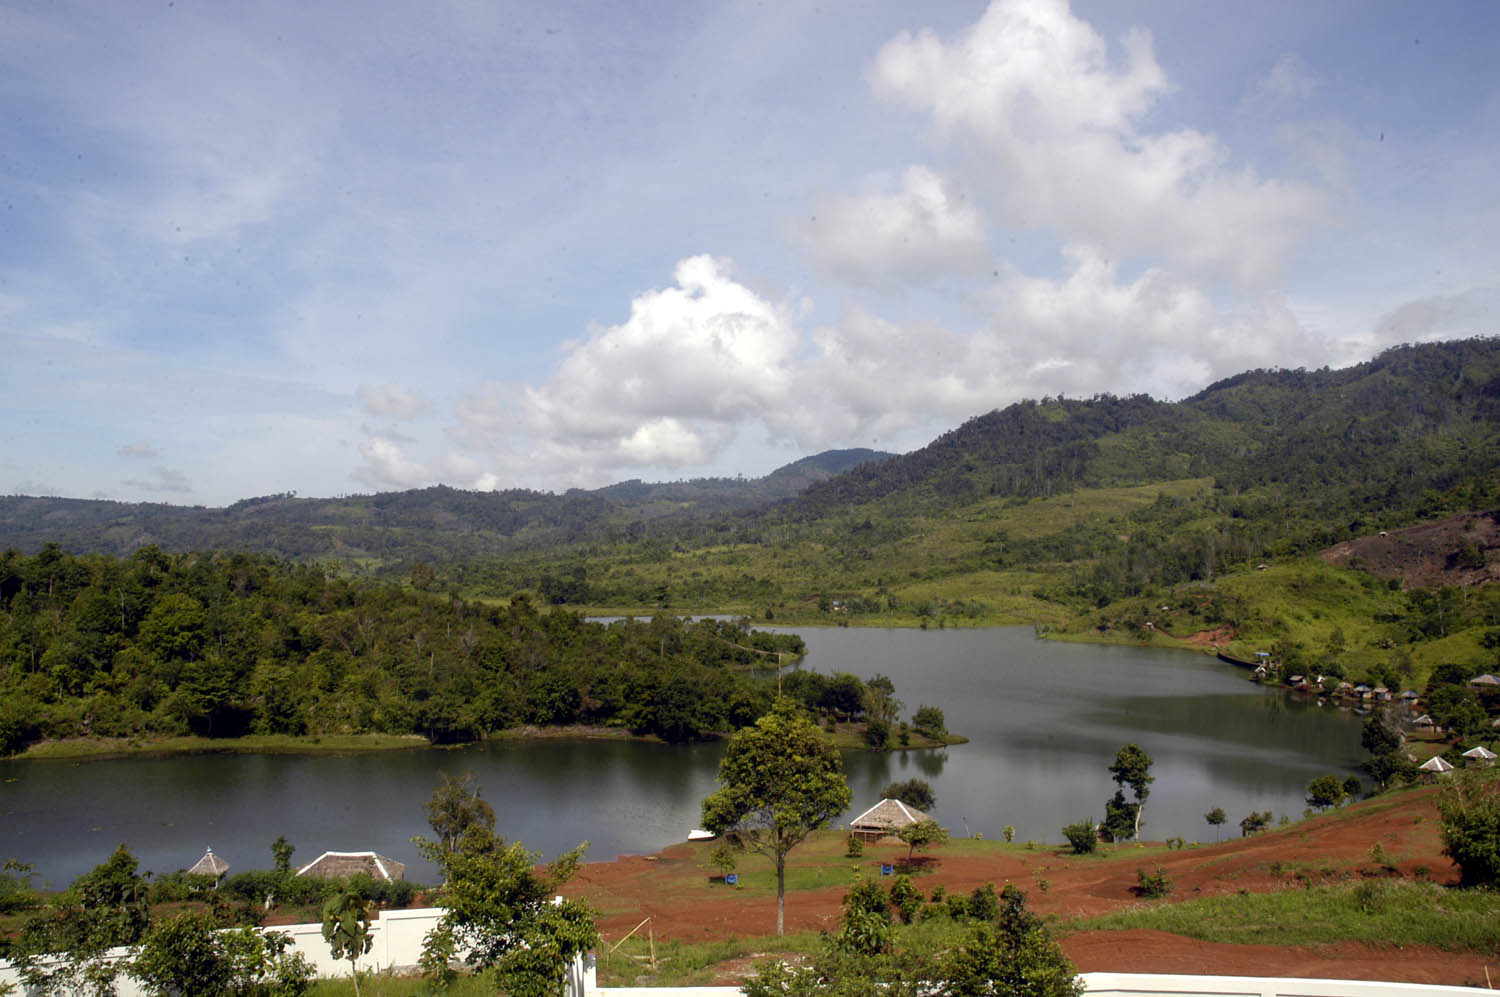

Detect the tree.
xmin=939 ymin=885 xmax=1084 ymax=997
xmin=1306 ymin=774 xmax=1346 ymax=811
xmin=11 ymin=845 xmax=152 ymax=996
xmin=1240 ymin=810 xmax=1273 ymax=837
xmin=880 ymin=777 xmax=936 ymax=812
xmin=701 ymin=697 xmax=852 ymax=935
xmin=416 ymin=828 xmax=598 ymax=997
xmin=1437 ymin=771 xmax=1500 ymax=887
xmin=271 ymin=835 xmax=295 ymax=875
xmin=322 ymin=891 xmax=373 ymax=997
xmin=896 ymin=819 xmax=948 ymax=866
xmin=132 ymin=912 xmax=313 ymax=997
xmin=1107 ymin=744 xmax=1154 ymax=840
xmin=911 ymin=705 xmax=946 ymax=738
xmin=1204 ymin=807 xmax=1226 ymax=842
xmin=424 ymin=770 xmax=496 ymax=857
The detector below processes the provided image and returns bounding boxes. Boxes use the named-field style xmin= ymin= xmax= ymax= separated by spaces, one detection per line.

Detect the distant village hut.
xmin=187 ymin=847 xmax=230 ymax=881
xmin=1418 ymin=756 xmax=1455 ymax=782
xmin=1462 ymin=746 xmax=1497 ymax=769
xmin=296 ymin=850 xmax=406 ymax=882
xmin=849 ymin=799 xmax=930 ymax=843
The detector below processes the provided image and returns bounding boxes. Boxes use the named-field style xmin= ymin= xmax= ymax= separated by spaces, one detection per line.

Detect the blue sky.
xmin=3 ymin=0 xmax=1497 ymax=505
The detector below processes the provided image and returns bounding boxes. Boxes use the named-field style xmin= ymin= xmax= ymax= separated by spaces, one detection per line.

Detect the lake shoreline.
xmin=10 ymin=720 xmax=967 ymax=763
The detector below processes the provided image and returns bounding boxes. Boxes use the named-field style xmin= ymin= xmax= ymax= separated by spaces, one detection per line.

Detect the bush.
xmin=842 ymin=878 xmax=890 ymax=924
xmin=1136 ymin=866 xmax=1172 ymax=898
xmin=844 ymin=834 xmax=864 ymax=858
xmin=1438 ymin=772 xmax=1500 ymax=887
xmin=966 ymin=882 xmax=1000 ymax=921
xmin=1062 ymin=819 xmax=1098 ymax=854
xmin=889 ymin=874 xmax=921 ymax=924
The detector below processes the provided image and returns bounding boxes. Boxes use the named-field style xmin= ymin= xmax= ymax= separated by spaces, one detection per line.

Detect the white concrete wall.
xmin=0 ymin=906 xmax=447 ymax=995
xmin=6 ymin=934 xmax=1491 ymax=997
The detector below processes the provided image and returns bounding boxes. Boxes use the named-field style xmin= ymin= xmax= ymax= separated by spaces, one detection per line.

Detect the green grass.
xmin=1072 ymin=879 xmax=1500 ymax=953
xmin=599 ymin=930 xmax=824 ymax=987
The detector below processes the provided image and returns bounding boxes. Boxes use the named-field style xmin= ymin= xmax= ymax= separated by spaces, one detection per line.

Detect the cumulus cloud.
xmin=801 ymin=165 xmax=989 ymax=283
xmin=123 ymin=466 xmax=192 ymax=493
xmin=454 ymin=255 xmax=801 ymax=481
xmin=117 ymin=441 xmax=159 ymax=458
xmin=352 ymin=431 xmax=492 ymax=492
xmin=357 ymin=383 xmax=429 ymax=419
xmin=439 ymin=251 xmax=1332 ymax=487
xmin=869 ymin=0 xmax=1323 ymax=285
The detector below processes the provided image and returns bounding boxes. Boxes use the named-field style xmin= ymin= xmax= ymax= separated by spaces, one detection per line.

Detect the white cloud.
xmin=117 ymin=441 xmax=159 ymax=458
xmin=1241 ymin=53 xmax=1318 ymax=114
xmin=454 ymin=255 xmax=801 ymax=482
xmin=439 ymin=250 xmax=1338 ymax=487
xmin=123 ymin=466 xmax=192 ymax=494
xmin=352 ymin=431 xmax=493 ymax=492
xmin=801 ymin=165 xmax=989 ymax=283
xmin=357 ymin=383 xmax=429 ymax=419
xmin=869 ymin=0 xmax=1323 ymax=285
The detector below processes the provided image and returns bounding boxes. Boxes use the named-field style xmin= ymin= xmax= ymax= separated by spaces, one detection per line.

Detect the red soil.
xmin=565 ymin=786 xmax=1499 ymax=988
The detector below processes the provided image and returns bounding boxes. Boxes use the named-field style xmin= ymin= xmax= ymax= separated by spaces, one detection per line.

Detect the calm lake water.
xmin=1 ymin=627 xmax=1363 ymax=887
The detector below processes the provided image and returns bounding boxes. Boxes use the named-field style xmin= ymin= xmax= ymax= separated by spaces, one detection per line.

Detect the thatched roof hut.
xmin=848 ymin=799 xmax=930 ymax=842
xmin=1418 ymin=756 xmax=1455 ymax=782
xmin=1462 ymin=746 xmax=1497 ymax=768
xmin=296 ymin=850 xmax=406 ymax=882
xmin=188 ymin=847 xmax=229 ymax=879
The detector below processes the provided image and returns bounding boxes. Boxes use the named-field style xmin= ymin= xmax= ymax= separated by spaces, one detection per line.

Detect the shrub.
xmin=842 ymin=878 xmax=890 ymax=924
xmin=1062 ymin=819 xmax=1098 ymax=854
xmin=844 ymin=834 xmax=864 ymax=858
xmin=889 ymin=874 xmax=922 ymax=925
xmin=1136 ymin=866 xmax=1172 ymax=898
xmin=1437 ymin=772 xmax=1500 ymax=887
xmin=966 ymin=882 xmax=1000 ymax=921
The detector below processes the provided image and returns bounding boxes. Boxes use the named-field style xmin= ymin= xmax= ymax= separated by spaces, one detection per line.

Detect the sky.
xmin=3 ymin=0 xmax=1498 ymax=506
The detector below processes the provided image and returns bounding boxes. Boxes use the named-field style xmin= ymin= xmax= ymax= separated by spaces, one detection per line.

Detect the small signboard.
xmin=725 ymin=873 xmax=738 ymax=885
xmin=880 ymin=863 xmax=893 ymax=876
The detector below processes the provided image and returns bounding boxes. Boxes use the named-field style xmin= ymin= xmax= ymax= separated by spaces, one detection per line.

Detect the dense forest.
xmin=0 ymin=545 xmax=953 ymax=757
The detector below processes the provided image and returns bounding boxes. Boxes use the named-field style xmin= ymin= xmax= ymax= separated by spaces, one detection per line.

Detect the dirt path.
xmin=565 ymin=786 xmax=1499 ymax=988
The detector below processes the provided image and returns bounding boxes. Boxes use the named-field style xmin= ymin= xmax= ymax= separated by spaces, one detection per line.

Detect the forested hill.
xmin=779 ymin=338 xmax=1500 ymax=532
xmin=0 ymin=448 xmax=895 ymax=566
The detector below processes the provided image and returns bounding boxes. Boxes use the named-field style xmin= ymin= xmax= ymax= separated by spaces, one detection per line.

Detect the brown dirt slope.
xmin=1322 ymin=509 xmax=1500 ymax=588
xmin=566 ymin=785 xmax=1498 ymax=988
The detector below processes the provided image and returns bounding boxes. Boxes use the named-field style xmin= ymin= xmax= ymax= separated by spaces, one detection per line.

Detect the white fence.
xmin=5 ymin=925 xmax=1490 ymax=997
xmin=0 ymin=906 xmax=445 ymax=996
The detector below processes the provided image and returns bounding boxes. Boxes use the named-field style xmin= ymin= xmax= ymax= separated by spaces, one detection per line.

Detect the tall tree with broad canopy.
xmin=1108 ymin=744 xmax=1154 ymax=841
xmin=701 ymin=697 xmax=852 ymax=935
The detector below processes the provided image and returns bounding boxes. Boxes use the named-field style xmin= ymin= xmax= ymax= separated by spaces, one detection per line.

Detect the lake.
xmin=0 ymin=627 xmax=1363 ymax=887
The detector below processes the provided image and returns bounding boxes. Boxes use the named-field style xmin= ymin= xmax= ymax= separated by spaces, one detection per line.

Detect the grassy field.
xmin=1072 ymin=879 xmax=1500 ymax=952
